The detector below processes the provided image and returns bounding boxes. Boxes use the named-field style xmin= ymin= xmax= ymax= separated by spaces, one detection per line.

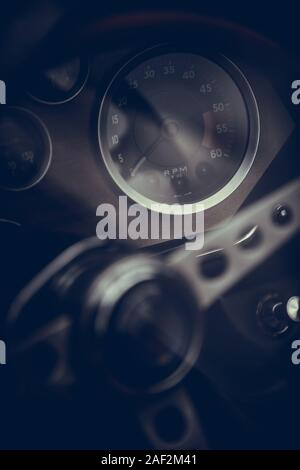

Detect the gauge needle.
xmin=130 ymin=156 xmax=147 ymax=177
xmin=130 ymin=135 xmax=163 ymax=177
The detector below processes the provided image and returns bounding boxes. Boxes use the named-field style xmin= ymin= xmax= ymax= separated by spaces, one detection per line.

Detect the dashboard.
xmin=1 ymin=14 xmax=299 ymax=244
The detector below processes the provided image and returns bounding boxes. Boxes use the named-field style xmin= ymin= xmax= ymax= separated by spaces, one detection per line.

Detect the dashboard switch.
xmin=257 ymin=294 xmax=289 ymax=336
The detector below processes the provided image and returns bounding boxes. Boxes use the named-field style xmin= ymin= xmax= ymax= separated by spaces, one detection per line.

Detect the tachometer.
xmin=98 ymin=46 xmax=259 ymax=213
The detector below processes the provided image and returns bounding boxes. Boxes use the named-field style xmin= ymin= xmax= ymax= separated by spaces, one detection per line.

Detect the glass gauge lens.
xmin=0 ymin=107 xmax=51 ymax=190
xmin=99 ymin=47 xmax=259 ymax=212
xmin=27 ymin=57 xmax=89 ymax=104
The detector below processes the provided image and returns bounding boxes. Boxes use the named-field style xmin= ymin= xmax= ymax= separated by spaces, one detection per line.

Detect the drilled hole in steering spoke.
xmin=154 ymin=406 xmax=188 ymax=444
xmin=199 ymin=251 xmax=228 ymax=279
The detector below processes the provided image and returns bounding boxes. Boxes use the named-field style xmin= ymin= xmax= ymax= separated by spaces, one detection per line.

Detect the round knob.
xmin=257 ymin=294 xmax=289 ymax=336
xmin=286 ymin=296 xmax=300 ymax=322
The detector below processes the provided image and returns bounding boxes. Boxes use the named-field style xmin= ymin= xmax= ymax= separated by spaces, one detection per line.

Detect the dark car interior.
xmin=1 ymin=0 xmax=300 ymax=450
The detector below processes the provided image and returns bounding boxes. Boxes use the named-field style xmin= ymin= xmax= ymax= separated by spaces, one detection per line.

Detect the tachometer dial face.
xmin=99 ymin=47 xmax=259 ymax=213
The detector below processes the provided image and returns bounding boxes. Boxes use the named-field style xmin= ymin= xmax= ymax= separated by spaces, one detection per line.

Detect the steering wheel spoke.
xmin=168 ymin=177 xmax=300 ymax=309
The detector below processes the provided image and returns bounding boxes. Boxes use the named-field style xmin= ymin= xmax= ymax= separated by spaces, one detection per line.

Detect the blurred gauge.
xmin=0 ymin=107 xmax=52 ymax=191
xmin=99 ymin=46 xmax=259 ymax=214
xmin=27 ymin=57 xmax=89 ymax=104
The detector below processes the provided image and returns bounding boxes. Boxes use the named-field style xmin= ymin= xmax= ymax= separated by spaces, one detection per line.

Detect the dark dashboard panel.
xmin=0 ymin=15 xmax=298 ymax=245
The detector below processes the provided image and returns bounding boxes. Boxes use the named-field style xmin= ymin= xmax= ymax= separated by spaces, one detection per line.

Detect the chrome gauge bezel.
xmin=98 ymin=45 xmax=260 ymax=215
xmin=27 ymin=57 xmax=90 ymax=106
